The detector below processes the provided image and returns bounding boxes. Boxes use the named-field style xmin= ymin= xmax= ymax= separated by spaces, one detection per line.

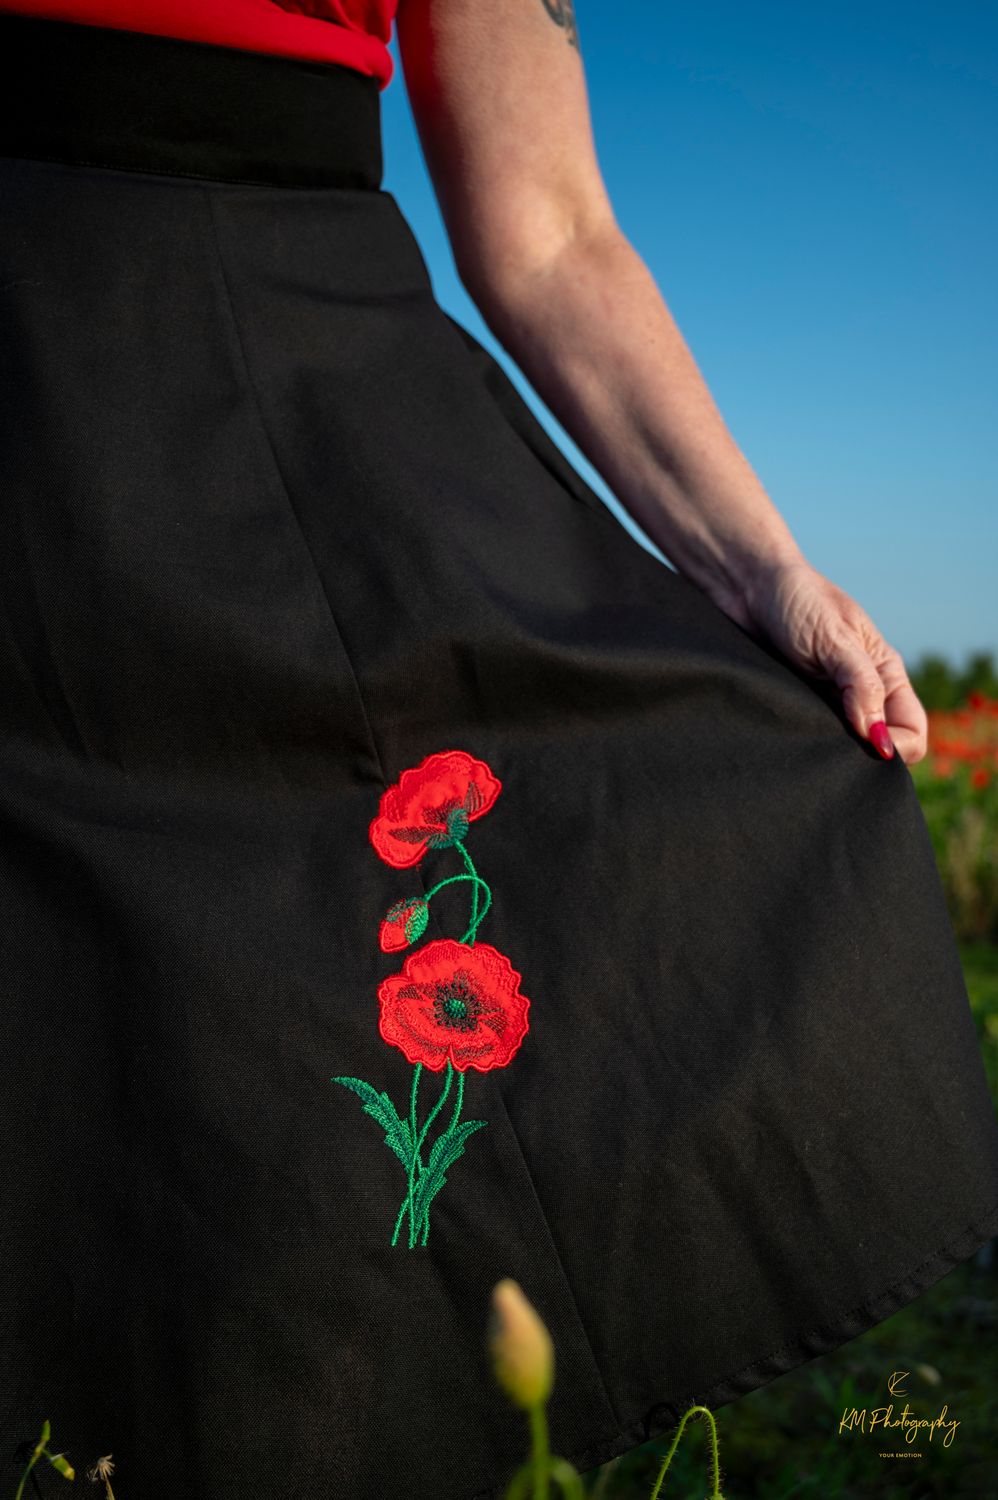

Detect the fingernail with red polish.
xmin=868 ymin=719 xmax=894 ymax=759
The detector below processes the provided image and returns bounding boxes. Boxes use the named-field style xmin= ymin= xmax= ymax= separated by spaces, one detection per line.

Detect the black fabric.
xmin=1 ymin=19 xmax=997 ymax=1500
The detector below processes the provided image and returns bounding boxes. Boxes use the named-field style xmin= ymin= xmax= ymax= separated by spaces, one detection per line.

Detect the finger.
xmin=884 ymin=722 xmax=921 ymax=764
xmin=823 ymin=638 xmax=894 ymax=756
xmin=878 ymin=651 xmax=929 ymax=764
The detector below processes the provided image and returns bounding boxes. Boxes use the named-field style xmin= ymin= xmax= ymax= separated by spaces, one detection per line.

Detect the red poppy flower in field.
xmin=971 ymin=767 xmax=991 ymax=790
xmin=377 ymin=938 xmax=530 ymax=1073
xmin=969 ymin=691 xmax=986 ymax=711
xmin=369 ymin=749 xmax=502 ymax=869
xmin=379 ymin=897 xmax=429 ymax=952
xmin=933 ymin=755 xmax=955 ymax=778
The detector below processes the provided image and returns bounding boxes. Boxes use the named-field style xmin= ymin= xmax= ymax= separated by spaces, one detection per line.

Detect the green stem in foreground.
xmin=647 ymin=1403 xmax=723 ymax=1500
xmin=13 ymin=1450 xmax=39 ymax=1500
xmin=504 ymin=1405 xmax=587 ymax=1500
xmin=530 ymin=1403 xmax=551 ymax=1500
xmin=14 ymin=1422 xmax=73 ymax=1500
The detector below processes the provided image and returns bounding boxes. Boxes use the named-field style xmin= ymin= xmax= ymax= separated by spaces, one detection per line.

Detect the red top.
xmin=0 ymin=0 xmax=399 ymax=88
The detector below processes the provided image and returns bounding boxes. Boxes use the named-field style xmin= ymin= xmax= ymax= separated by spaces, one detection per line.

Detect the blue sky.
xmin=379 ymin=1 xmax=996 ymax=666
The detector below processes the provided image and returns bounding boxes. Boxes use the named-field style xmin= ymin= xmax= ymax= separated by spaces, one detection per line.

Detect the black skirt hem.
xmin=470 ymin=1197 xmax=998 ymax=1500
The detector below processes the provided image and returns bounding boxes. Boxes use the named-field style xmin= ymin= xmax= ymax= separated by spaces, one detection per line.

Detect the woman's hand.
xmin=719 ymin=557 xmax=928 ymax=765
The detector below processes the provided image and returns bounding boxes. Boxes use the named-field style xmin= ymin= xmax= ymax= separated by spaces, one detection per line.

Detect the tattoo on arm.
xmin=539 ymin=0 xmax=580 ymax=51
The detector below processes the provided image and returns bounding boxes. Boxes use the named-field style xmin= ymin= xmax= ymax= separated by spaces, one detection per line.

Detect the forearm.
xmin=464 ymin=225 xmax=805 ymax=610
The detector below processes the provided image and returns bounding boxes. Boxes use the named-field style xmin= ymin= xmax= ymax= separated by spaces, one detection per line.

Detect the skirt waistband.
xmin=0 ymin=14 xmax=383 ymax=189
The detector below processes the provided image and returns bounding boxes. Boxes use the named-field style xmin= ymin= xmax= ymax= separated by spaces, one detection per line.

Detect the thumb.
xmin=823 ymin=639 xmax=895 ymax=759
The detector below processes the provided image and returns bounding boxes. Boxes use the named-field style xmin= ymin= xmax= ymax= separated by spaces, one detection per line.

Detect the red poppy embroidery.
xmin=378 ymin=939 xmax=530 ymax=1074
xmin=368 ymin=748 xmax=502 ymax=869
xmin=333 ymin=748 xmax=531 ymax=1249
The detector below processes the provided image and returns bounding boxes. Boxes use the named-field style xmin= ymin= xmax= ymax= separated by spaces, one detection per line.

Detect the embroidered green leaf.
xmin=410 ymin=1118 xmax=488 ymax=1229
xmin=445 ymin=808 xmax=470 ymax=841
xmin=404 ymin=901 xmax=429 ymax=944
xmin=331 ymin=1076 xmax=416 ymax=1170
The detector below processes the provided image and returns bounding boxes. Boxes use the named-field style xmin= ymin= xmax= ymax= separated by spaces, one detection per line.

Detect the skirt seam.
xmin=199 ymin=182 xmax=391 ymax=792
xmin=198 ymin=182 xmax=454 ymax=942
xmin=199 ymin=184 xmax=474 ymax=936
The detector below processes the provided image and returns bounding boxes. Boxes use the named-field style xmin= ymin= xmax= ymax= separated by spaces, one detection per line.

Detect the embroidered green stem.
xmin=408 ymin=1062 xmax=454 ymax=1247
xmin=416 ymin=1061 xmax=455 ymax=1158
xmin=403 ymin=1062 xmax=423 ymax=1245
xmin=446 ymin=1065 xmax=465 ymax=1137
xmin=391 ymin=1061 xmax=461 ymax=1247
xmin=418 ymin=1067 xmax=465 ymax=1246
xmin=391 ymin=1181 xmax=411 ymax=1247
xmin=647 ymin=1403 xmax=723 ymax=1500
xmin=423 ymin=870 xmax=491 ymax=911
xmin=452 ymin=838 xmax=489 ymax=943
xmin=410 ymin=844 xmax=481 ymax=1244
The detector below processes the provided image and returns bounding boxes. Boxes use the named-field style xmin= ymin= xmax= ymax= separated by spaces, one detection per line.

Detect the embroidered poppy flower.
xmin=379 ymin=897 xmax=429 ymax=952
xmin=378 ymin=938 xmax=530 ymax=1073
xmin=369 ymin=748 xmax=502 ymax=869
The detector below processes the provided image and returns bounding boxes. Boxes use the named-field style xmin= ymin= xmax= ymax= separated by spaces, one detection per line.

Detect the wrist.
xmin=727 ymin=542 xmax=810 ymax=620
xmin=673 ymin=523 xmax=806 ymax=622
xmin=629 ymin=461 xmax=807 ymax=624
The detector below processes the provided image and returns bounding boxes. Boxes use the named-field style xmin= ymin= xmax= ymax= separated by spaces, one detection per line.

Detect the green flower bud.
xmin=488 ymin=1278 xmax=554 ymax=1410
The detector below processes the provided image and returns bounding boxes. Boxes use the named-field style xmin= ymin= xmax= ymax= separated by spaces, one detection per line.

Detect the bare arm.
xmin=395 ymin=0 xmax=799 ymax=612
xmin=394 ymin=0 xmax=927 ymax=762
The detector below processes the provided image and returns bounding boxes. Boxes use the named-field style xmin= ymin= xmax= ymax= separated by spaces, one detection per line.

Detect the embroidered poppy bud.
xmin=487 ymin=1278 xmax=554 ymax=1409
xmin=378 ymin=897 xmax=429 ymax=952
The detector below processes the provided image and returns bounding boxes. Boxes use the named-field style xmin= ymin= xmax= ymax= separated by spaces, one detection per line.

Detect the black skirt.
xmin=2 ymin=16 xmax=997 ymax=1500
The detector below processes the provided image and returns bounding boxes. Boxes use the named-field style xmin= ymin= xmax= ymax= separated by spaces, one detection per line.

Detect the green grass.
xmin=581 ymin=942 xmax=998 ymax=1499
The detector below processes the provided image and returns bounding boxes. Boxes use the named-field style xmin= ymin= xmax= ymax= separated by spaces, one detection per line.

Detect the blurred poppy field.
xmin=910 ymin=692 xmax=998 ymax=948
